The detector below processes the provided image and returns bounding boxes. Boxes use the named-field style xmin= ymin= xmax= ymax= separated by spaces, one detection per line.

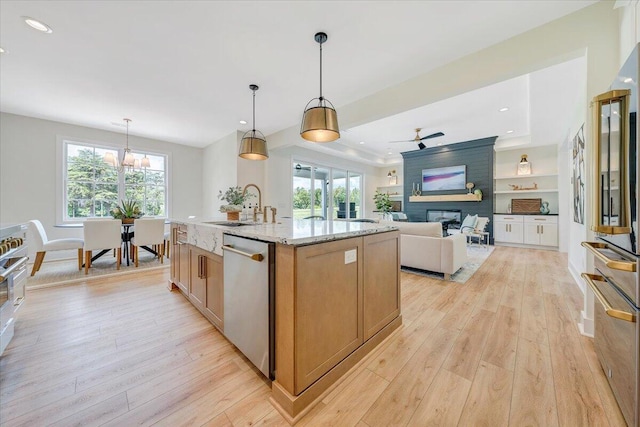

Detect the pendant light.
xmin=239 ymin=84 xmax=268 ymax=160
xmin=300 ymin=32 xmax=340 ymax=143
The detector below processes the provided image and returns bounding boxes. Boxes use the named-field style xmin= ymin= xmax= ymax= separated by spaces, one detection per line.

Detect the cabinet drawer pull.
xmin=581 ymin=241 xmax=636 ymax=272
xmin=222 ymin=245 xmax=264 ymax=262
xmin=581 ymin=273 xmax=636 ymax=322
xmin=198 ymin=255 xmax=206 ymax=279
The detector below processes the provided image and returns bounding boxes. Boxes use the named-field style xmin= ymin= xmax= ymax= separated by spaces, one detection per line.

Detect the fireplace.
xmin=426 ymin=209 xmax=461 ymax=233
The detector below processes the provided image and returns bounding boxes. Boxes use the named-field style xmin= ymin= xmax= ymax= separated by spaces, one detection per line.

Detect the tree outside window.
xmin=64 ymin=142 xmax=167 ymax=221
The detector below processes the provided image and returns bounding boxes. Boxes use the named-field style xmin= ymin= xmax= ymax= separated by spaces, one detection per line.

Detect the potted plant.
xmin=373 ymin=190 xmax=393 ymax=220
xmin=218 ymin=186 xmax=254 ymax=220
xmin=111 ymin=199 xmax=144 ymax=224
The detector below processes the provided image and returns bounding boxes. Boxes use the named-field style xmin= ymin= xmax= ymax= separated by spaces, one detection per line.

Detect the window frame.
xmin=57 ymin=136 xmax=170 ymax=224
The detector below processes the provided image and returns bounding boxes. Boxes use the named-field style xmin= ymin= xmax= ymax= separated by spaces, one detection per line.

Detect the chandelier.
xmin=104 ymin=118 xmax=150 ymax=171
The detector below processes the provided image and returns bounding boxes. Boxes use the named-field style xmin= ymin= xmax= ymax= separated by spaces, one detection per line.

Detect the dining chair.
xmin=131 ymin=218 xmax=166 ymax=267
xmin=83 ymin=219 xmax=122 ymax=274
xmin=28 ymin=220 xmax=84 ymax=276
xmin=164 ymin=231 xmax=170 ymax=259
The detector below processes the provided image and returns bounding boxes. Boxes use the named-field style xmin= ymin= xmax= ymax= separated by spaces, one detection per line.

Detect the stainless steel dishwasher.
xmin=222 ymin=234 xmax=275 ymax=379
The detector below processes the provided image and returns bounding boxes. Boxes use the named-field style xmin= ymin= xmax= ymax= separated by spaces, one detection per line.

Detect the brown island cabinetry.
xmin=169 ymin=223 xmax=223 ymax=331
xmin=272 ymin=230 xmax=401 ymax=422
xmin=169 ymin=221 xmax=401 ymax=423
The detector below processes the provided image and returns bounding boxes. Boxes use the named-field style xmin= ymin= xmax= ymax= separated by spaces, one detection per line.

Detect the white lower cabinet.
xmin=494 ymin=215 xmax=524 ymax=244
xmin=523 ymin=216 xmax=558 ymax=247
xmin=494 ymin=215 xmax=558 ymax=248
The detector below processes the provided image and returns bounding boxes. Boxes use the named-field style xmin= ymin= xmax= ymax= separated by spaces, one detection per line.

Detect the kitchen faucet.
xmin=242 ymin=183 xmax=262 ymax=213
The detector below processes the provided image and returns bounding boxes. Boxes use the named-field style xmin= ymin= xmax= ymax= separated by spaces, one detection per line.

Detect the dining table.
xmin=56 ymin=219 xmax=166 ymax=266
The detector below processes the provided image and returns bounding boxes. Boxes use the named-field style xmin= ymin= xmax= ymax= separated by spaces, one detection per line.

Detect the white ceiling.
xmin=0 ymin=1 xmax=595 ymax=159
xmin=339 ymin=55 xmax=586 ymax=162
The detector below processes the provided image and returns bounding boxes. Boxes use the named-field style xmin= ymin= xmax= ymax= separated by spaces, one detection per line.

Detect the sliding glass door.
xmin=292 ymin=161 xmax=362 ymax=219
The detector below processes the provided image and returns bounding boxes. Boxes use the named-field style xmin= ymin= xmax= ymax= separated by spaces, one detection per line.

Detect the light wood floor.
xmin=0 ymin=247 xmax=626 ymax=426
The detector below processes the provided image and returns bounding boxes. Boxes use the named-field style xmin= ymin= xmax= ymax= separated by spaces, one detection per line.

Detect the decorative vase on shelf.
xmin=540 ymin=201 xmax=550 ymax=215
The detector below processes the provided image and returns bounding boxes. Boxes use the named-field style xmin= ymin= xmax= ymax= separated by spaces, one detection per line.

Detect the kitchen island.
xmin=168 ymin=218 xmax=401 ymax=423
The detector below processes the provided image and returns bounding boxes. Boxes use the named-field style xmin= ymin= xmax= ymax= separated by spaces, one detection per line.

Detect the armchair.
xmin=448 ymin=216 xmax=490 ymax=246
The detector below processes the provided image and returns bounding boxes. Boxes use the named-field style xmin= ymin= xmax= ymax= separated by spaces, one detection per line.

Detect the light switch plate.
xmin=344 ymin=249 xmax=357 ymax=264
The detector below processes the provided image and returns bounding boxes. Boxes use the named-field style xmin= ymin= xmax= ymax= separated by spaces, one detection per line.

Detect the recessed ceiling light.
xmin=387 ymin=150 xmax=392 ymax=155
xmin=437 ymin=143 xmax=443 ymax=146
xmin=506 ymin=130 xmax=514 ymax=134
xmin=359 ymin=141 xmax=365 ymax=145
xmin=0 ymin=47 xmax=5 ymax=54
xmin=23 ymin=17 xmax=53 ymax=33
xmin=239 ymin=120 xmax=247 ymax=125
xmin=623 ymin=77 xmax=633 ymax=83
xmin=499 ymin=107 xmax=509 ymax=112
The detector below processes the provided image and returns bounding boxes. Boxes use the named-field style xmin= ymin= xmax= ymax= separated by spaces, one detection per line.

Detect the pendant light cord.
xmin=319 ymin=41 xmax=323 ymax=101
xmin=252 ymin=88 xmax=256 ymax=132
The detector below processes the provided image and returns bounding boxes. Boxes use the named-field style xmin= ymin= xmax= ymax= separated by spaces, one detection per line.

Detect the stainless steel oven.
xmin=0 ymin=224 xmax=28 ymax=356
xmin=583 ymin=43 xmax=640 ymax=427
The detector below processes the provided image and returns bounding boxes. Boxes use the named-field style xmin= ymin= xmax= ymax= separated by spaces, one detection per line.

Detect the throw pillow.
xmin=460 ymin=214 xmax=478 ymax=232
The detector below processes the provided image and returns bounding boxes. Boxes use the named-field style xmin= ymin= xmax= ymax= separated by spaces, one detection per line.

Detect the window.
xmin=63 ymin=140 xmax=168 ymax=221
xmin=292 ymin=161 xmax=363 ymax=219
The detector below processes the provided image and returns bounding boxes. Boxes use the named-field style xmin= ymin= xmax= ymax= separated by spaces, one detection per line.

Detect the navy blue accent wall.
xmin=401 ymin=136 xmax=496 ymax=241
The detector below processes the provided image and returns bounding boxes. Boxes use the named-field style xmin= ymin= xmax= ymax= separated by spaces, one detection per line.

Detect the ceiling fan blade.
xmin=388 ymin=139 xmax=413 ymax=143
xmin=419 ymin=132 xmax=444 ymax=141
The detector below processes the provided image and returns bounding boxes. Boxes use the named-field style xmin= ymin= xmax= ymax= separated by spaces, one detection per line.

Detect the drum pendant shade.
xmin=239 ymin=133 xmax=268 ymax=160
xmin=301 ymin=104 xmax=339 ymax=143
xmin=300 ymin=32 xmax=340 ymax=143
xmin=239 ymin=84 xmax=268 ymax=160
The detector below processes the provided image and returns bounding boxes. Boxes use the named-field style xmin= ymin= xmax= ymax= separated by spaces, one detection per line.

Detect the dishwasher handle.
xmin=222 ymin=244 xmax=264 ymax=262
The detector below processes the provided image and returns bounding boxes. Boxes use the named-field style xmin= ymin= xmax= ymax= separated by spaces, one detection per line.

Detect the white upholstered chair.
xmin=28 ymin=220 xmax=84 ymax=276
xmin=448 ymin=216 xmax=490 ymax=245
xmin=83 ymin=219 xmax=122 ymax=274
xmin=130 ymin=218 xmax=165 ymax=267
xmin=164 ymin=231 xmax=171 ymax=258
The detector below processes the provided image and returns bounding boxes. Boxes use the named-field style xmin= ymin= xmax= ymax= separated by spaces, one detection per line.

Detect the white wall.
xmin=0 ymin=112 xmax=203 ymax=259
xmin=202 ymin=131 xmax=240 ymax=218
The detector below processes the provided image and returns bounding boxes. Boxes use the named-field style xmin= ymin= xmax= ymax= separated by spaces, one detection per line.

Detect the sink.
xmin=204 ymin=221 xmax=250 ymax=227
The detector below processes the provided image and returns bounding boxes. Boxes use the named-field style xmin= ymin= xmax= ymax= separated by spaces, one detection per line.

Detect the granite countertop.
xmin=171 ymin=217 xmax=398 ymax=248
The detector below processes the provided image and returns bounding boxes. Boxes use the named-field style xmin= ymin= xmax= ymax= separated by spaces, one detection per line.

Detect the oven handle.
xmin=581 ymin=241 xmax=637 ymax=272
xmin=0 ymin=256 xmax=28 ymax=282
xmin=581 ymin=273 xmax=636 ymax=323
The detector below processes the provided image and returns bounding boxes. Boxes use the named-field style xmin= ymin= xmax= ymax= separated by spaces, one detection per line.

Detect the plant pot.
xmin=226 ymin=211 xmax=240 ymax=221
xmin=122 ymin=218 xmax=135 ymax=224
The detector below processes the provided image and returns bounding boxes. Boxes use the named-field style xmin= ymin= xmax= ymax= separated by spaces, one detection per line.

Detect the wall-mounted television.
xmin=422 ymin=165 xmax=466 ymax=192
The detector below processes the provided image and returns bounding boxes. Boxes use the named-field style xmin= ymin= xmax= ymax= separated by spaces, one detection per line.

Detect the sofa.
xmin=384 ymin=221 xmax=468 ymax=280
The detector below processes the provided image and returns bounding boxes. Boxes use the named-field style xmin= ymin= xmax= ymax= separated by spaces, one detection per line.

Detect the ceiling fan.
xmin=390 ymin=128 xmax=444 ymax=150
xmin=294 ymin=163 xmax=312 ymax=172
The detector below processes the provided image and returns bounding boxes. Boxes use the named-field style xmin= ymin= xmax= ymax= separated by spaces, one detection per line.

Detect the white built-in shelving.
xmin=493 ymin=146 xmax=560 ymax=216
xmin=376 ymin=185 xmax=403 ymax=200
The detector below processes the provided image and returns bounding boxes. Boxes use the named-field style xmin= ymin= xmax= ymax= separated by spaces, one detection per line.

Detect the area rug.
xmin=401 ymin=245 xmax=495 ymax=284
xmin=26 ymin=250 xmax=169 ymax=289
